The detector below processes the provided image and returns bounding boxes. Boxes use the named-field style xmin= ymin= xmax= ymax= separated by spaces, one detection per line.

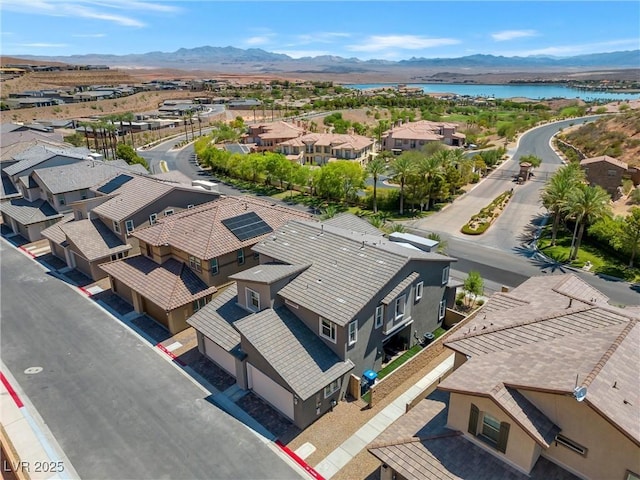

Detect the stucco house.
xmin=187 ymin=214 xmax=456 ymax=429
xmin=277 ymin=133 xmax=374 ymax=166
xmin=42 ymin=172 xmax=220 ymax=281
xmin=242 ymin=121 xmax=306 ymax=152
xmin=101 ymin=196 xmax=312 ymax=333
xmin=369 ymin=273 xmax=639 ymax=480
xmin=579 ymin=155 xmax=630 ymax=199
xmin=382 ymin=120 xmax=466 ymax=154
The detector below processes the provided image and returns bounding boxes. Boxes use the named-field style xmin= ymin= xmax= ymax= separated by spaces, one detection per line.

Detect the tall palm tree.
xmin=417 ymin=155 xmax=446 ymax=210
xmin=562 ymin=184 xmax=611 ymax=260
xmin=389 ymin=154 xmax=416 ymax=215
xmin=121 ymin=112 xmax=136 ymax=147
xmin=541 ymin=163 xmax=585 ymax=245
xmin=366 ymin=157 xmax=387 ymax=213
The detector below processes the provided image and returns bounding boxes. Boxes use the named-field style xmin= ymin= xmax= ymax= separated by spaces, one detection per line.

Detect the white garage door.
xmin=204 ymin=337 xmax=236 ymax=377
xmin=247 ymin=363 xmax=294 ymax=421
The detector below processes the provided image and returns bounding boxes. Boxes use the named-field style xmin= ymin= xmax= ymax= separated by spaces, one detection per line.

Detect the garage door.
xmin=247 ymin=363 xmax=294 ymax=421
xmin=204 ymin=337 xmax=236 ymax=377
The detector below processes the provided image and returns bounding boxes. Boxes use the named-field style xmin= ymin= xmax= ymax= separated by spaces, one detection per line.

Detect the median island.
xmin=461 ymin=190 xmax=514 ymax=235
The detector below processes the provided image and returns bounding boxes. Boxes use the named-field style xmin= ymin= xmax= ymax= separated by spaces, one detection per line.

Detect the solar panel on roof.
xmin=221 ymin=211 xmax=273 ymax=241
xmin=97 ymin=174 xmax=134 ymax=194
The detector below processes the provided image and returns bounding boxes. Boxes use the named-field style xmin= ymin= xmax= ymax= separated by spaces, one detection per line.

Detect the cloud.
xmin=245 ymin=36 xmax=272 ymax=46
xmin=491 ymin=30 xmax=537 ymax=41
xmin=0 ymin=0 xmax=179 ymax=27
xmin=72 ymin=33 xmax=107 ymax=38
xmin=347 ymin=35 xmax=460 ymax=52
xmin=16 ymin=43 xmax=70 ymax=48
xmin=498 ymin=38 xmax=639 ymax=57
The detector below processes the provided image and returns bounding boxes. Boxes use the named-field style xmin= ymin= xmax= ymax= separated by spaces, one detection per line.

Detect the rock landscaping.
xmin=461 ymin=189 xmax=514 ymax=235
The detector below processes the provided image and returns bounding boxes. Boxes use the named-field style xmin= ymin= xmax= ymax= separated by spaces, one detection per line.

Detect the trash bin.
xmin=423 ymin=332 xmax=435 ymax=346
xmin=363 ymin=369 xmax=378 ymax=388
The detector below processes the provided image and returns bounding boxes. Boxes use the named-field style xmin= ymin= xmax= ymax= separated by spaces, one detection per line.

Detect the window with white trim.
xmin=210 ymin=258 xmax=218 ymax=275
xmin=237 ymin=248 xmax=245 ymax=265
xmin=415 ymin=281 xmax=424 ymax=301
xmin=246 ymin=288 xmax=260 ymax=312
xmin=110 ymin=252 xmax=125 ymax=261
xmin=125 ymin=219 xmax=134 ymax=234
xmin=149 ymin=213 xmax=158 ymax=225
xmin=442 ymin=266 xmax=450 ymax=285
xmin=481 ymin=413 xmax=501 ymax=445
xmin=394 ymin=295 xmax=405 ymax=320
xmin=439 ymin=299 xmax=446 ymax=320
xmin=324 ymin=378 xmax=341 ymax=398
xmin=193 ymin=297 xmax=207 ymax=312
xmin=319 ymin=317 xmax=337 ymax=343
xmin=189 ymin=255 xmax=202 ymax=272
xmin=113 ymin=221 xmax=121 ymax=234
xmin=348 ymin=320 xmax=357 ymax=345
xmin=374 ymin=305 xmax=384 ymax=328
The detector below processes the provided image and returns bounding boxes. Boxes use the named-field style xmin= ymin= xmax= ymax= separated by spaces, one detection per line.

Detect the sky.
xmin=1 ymin=1 xmax=639 ymax=60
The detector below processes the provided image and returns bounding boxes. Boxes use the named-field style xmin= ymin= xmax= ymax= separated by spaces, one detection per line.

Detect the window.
xmin=324 ymin=378 xmax=341 ymax=398
xmin=189 ymin=255 xmax=202 ymax=272
xmin=149 ymin=213 xmax=158 ymax=225
xmin=125 ymin=220 xmax=134 ymax=234
xmin=415 ymin=281 xmax=424 ymax=301
xmin=442 ymin=266 xmax=450 ymax=285
xmin=47 ymin=192 xmax=54 ymax=204
xmin=237 ymin=248 xmax=245 ymax=265
xmin=319 ymin=317 xmax=337 ymax=343
xmin=394 ymin=295 xmax=405 ymax=320
xmin=394 ymin=139 xmax=402 ymax=147
xmin=210 ymin=258 xmax=218 ymax=275
xmin=348 ymin=320 xmax=357 ymax=345
xmin=468 ymin=404 xmax=510 ymax=453
xmin=253 ymin=250 xmax=260 ymax=260
xmin=555 ymin=434 xmax=588 ymax=456
xmin=246 ymin=288 xmax=260 ymax=312
xmin=145 ymin=243 xmax=152 ymax=257
xmin=374 ymin=305 xmax=384 ymax=329
xmin=80 ymin=189 xmax=88 ymax=200
xmin=113 ymin=221 xmax=121 ymax=234
xmin=110 ymin=252 xmax=125 ymax=261
xmin=164 ymin=209 xmax=174 ymax=216
xmin=193 ymin=297 xmax=207 ymax=312
xmin=439 ymin=299 xmax=446 ymax=320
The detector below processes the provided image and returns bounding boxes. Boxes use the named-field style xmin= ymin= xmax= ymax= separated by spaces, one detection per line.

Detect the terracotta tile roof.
xmin=580 ymin=155 xmax=628 ymax=170
xmin=132 ymin=196 xmax=313 ymax=260
xmin=234 ymin=306 xmax=354 ymax=400
xmin=369 ymin=391 xmax=579 ymax=480
xmin=252 ymin=121 xmax=305 ymax=140
xmin=60 ymin=218 xmax=131 ymax=261
xmin=101 ymin=256 xmax=217 ymax=311
xmin=279 ymin=133 xmax=373 ymax=151
xmin=441 ymin=273 xmax=640 ymax=446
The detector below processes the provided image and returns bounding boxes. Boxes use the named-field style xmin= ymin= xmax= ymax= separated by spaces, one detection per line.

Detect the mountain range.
xmin=13 ymin=47 xmax=640 ymax=74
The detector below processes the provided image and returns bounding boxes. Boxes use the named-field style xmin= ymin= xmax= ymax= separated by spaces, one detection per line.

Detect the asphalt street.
xmin=0 ymin=240 xmax=301 ymax=480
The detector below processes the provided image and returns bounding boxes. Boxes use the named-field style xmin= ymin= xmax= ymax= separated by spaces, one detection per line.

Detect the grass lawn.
xmin=538 ymin=227 xmax=640 ymax=283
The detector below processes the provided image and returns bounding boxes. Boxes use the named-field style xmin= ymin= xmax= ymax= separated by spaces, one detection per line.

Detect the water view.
xmin=347 ymin=83 xmax=640 ymax=101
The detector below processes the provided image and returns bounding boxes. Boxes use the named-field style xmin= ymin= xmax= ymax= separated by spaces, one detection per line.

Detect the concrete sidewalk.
xmin=313 ymin=354 xmax=455 ymax=479
xmin=1 ymin=367 xmax=80 ymax=480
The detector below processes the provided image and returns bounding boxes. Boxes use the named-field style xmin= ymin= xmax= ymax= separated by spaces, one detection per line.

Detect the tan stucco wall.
xmin=522 ymin=390 xmax=640 ymax=480
xmin=235 ymin=281 xmax=270 ymax=311
xmin=447 ymin=392 xmax=540 ymax=474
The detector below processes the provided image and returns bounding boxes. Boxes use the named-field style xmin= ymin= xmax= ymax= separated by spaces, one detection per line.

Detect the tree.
xmin=541 ymin=163 xmax=585 ymax=245
xmin=519 ymin=154 xmax=542 ymax=168
xmin=427 ymin=232 xmax=448 ymax=254
xmin=618 ymin=208 xmax=640 ymax=267
xmin=463 ymin=271 xmax=484 ymax=308
xmin=116 ymin=143 xmax=149 ymax=170
xmin=562 ymin=184 xmax=611 ymax=260
xmin=389 ymin=154 xmax=416 ymax=215
xmin=366 ymin=157 xmax=387 ymax=213
xmin=372 ymin=120 xmax=389 ymax=147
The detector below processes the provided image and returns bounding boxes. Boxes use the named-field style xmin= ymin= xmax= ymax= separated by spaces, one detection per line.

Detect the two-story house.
xmin=369 ymin=274 xmax=639 ymax=480
xmin=277 ymin=133 xmax=375 ymax=166
xmin=382 ymin=120 xmax=466 ymax=154
xmin=579 ymin=155 xmax=632 ymax=199
xmin=187 ymin=215 xmax=456 ymax=428
xmin=42 ymin=172 xmax=220 ymax=282
xmin=100 ymin=196 xmax=313 ymax=334
xmin=242 ymin=121 xmax=306 ymax=152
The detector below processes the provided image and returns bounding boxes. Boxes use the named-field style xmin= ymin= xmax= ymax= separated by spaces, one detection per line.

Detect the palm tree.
xmin=541 ymin=163 xmax=585 ymax=245
xmin=427 ymin=232 xmax=448 ymax=254
xmin=121 ymin=112 xmax=136 ymax=147
xmin=562 ymin=184 xmax=611 ymax=260
xmin=389 ymin=154 xmax=416 ymax=215
xmin=417 ymin=155 xmax=446 ymax=210
xmin=366 ymin=157 xmax=387 ymax=213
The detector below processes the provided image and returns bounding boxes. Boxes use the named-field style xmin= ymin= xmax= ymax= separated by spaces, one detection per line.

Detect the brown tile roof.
xmin=41 ymin=213 xmax=74 ymax=244
xmin=101 ymin=256 xmax=217 ymax=311
xmin=61 ymin=219 xmax=131 ymax=261
xmin=441 ymin=273 xmax=640 ymax=446
xmin=132 ymin=196 xmax=313 ymax=260
xmin=580 ymin=155 xmax=628 ymax=170
xmin=279 ymin=133 xmax=373 ymax=151
xmin=369 ymin=391 xmax=579 ymax=480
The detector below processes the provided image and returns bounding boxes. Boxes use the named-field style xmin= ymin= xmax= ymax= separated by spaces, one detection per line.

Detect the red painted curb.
xmin=156 ymin=343 xmax=186 ymax=366
xmin=18 ymin=246 xmax=35 ymax=258
xmin=1 ymin=372 xmax=24 ymax=408
xmin=275 ymin=440 xmax=325 ymax=480
xmin=78 ymin=286 xmax=92 ymax=297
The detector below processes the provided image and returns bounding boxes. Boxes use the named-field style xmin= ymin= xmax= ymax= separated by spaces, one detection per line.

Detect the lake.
xmin=346 ymin=83 xmax=640 ymax=101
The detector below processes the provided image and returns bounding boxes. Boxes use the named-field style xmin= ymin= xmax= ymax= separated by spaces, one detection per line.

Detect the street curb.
xmin=18 ymin=246 xmax=35 ymax=258
xmin=275 ymin=440 xmax=325 ymax=480
xmin=156 ymin=343 xmax=187 ymax=366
